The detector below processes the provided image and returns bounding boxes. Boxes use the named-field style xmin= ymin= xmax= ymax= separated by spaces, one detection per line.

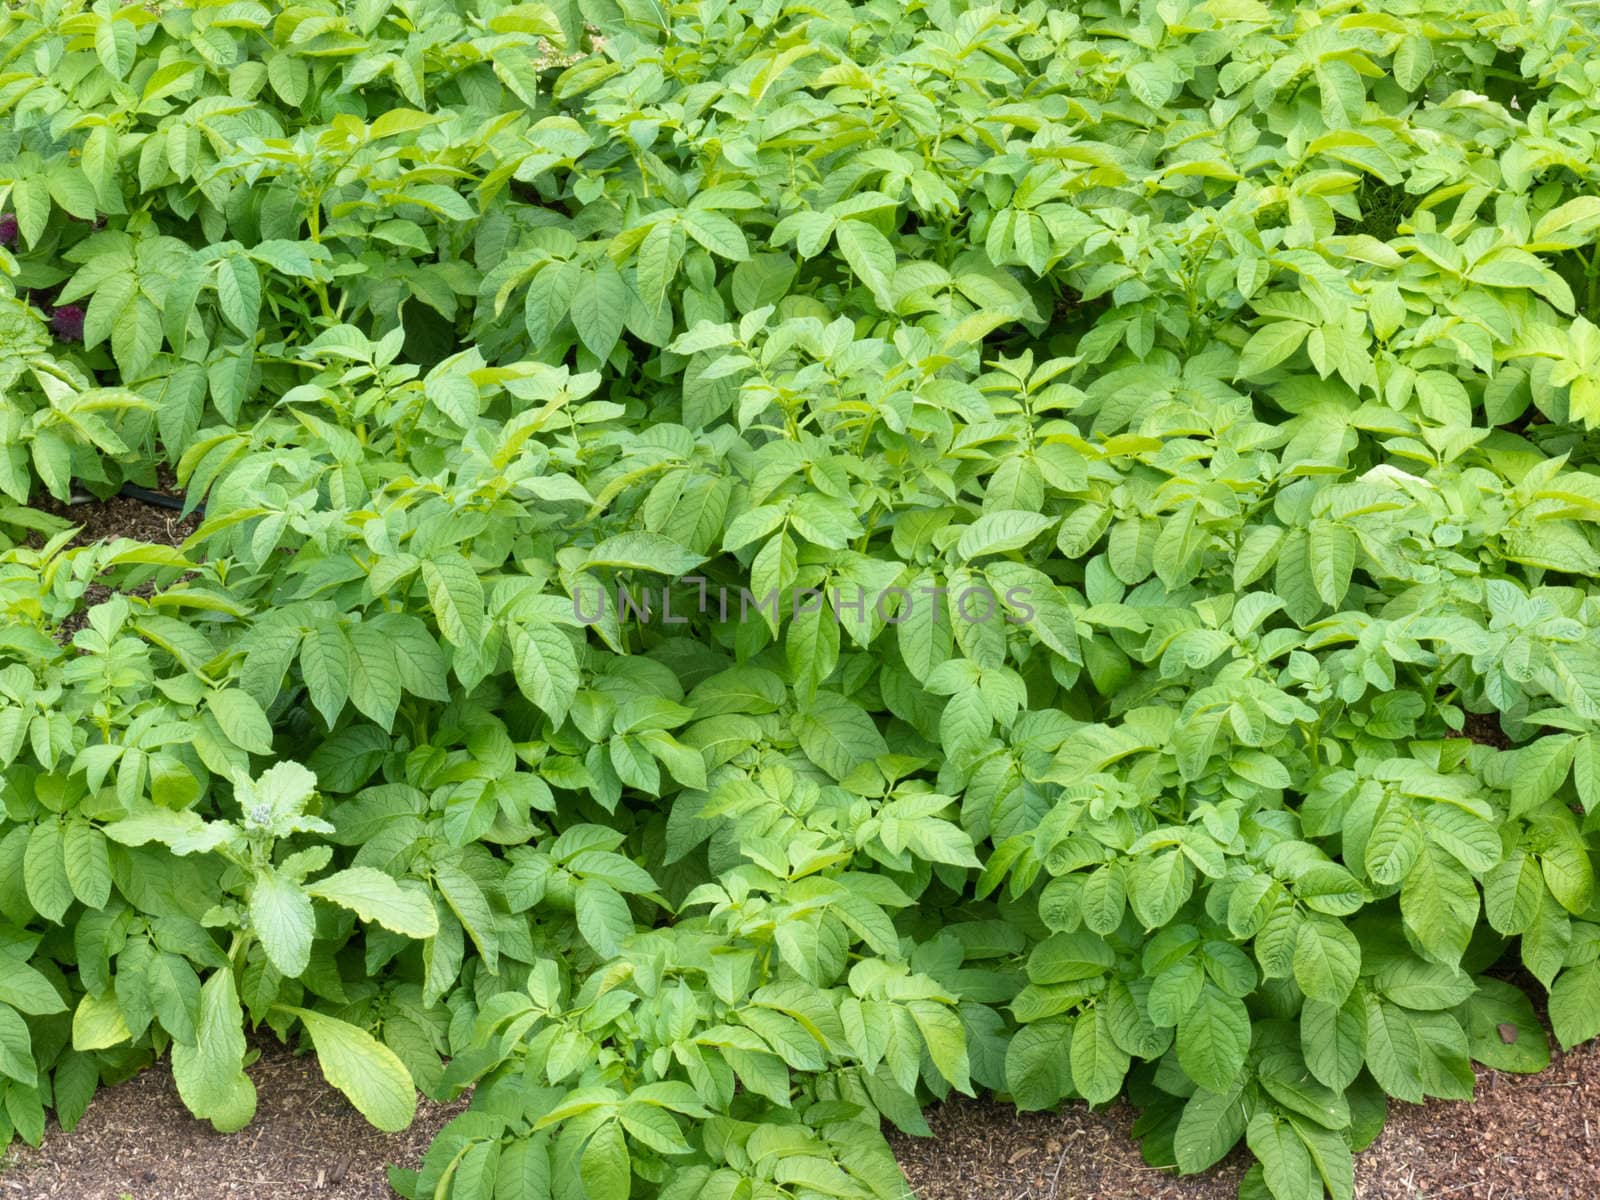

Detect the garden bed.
xmin=5 ymin=1037 xmax=1596 ymax=1200
xmin=8 ymin=4 xmax=1600 ymax=1200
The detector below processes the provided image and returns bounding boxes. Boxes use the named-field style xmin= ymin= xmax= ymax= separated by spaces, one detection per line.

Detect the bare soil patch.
xmin=31 ymin=477 xmax=199 ymax=552
xmin=892 ymin=1039 xmax=1600 ymax=1200
xmin=0 ymin=1043 xmax=466 ymax=1200
xmin=25 ymin=480 xmax=202 ymax=639
xmin=5 ymin=1036 xmax=1596 ymax=1199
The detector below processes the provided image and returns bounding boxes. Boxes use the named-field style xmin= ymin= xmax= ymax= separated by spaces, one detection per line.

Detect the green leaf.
xmin=1175 ymin=1087 xmax=1246 ymax=1174
xmin=147 ymin=951 xmax=200 ymax=1046
xmin=281 ymin=1007 xmax=417 ymax=1132
xmin=1400 ymin=842 xmax=1478 ymax=966
xmin=1363 ymin=993 xmax=1423 ymax=1104
xmin=587 ymin=532 xmax=706 ymax=575
xmin=1295 ymin=1118 xmax=1355 ymax=1200
xmin=0 ymin=1004 xmax=35 ymax=1088
xmin=510 ymin=621 xmax=580 ymax=725
xmin=1080 ymin=863 xmax=1126 ymax=935
xmin=1004 ymin=1020 xmax=1073 ymax=1111
xmin=342 ymin=622 xmax=402 ymax=731
xmin=569 ymin=257 xmax=629 ymax=360
xmin=1293 ymin=916 xmax=1361 ymax=1005
xmin=62 ymin=819 xmax=111 ymax=910
xmin=72 ymin=991 xmax=131 ymax=1052
xmin=683 ymin=209 xmax=750 ymax=262
xmin=1028 ymin=931 xmax=1115 ymax=984
xmin=434 ymin=863 xmax=499 ymax=973
xmin=23 ymin=821 xmax=72 ymax=922
xmin=249 ymin=869 xmax=315 ymax=978
xmin=216 ymin=256 xmax=261 ymax=338
xmin=111 ymin=297 xmax=162 ymax=380
xmin=1465 ymin=978 xmax=1548 ymax=1074
xmin=172 ymin=970 xmax=256 ymax=1133
xmin=1307 ymin=520 xmax=1355 ymax=608
xmin=1393 ymin=35 xmax=1432 ymax=92
xmin=1300 ymin=995 xmax=1366 ymax=1091
xmin=0 ymin=952 xmax=65 ymax=1016
xmin=580 ymin=1120 xmax=630 ymax=1200
xmin=1549 ymin=961 xmax=1600 ymax=1051
xmin=1237 ymin=322 xmax=1309 ymax=377
xmin=525 ymin=259 xmax=579 ymax=345
xmin=1245 ymin=1113 xmax=1319 ymax=1200
xmin=209 ymin=688 xmax=274 ymax=755
xmin=957 ymin=511 xmax=1055 ymax=560
xmin=496 ymin=1136 xmax=552 ymax=1200
xmin=791 ymin=692 xmax=888 ymax=780
xmin=306 ymin=868 xmax=438 ymax=939
xmin=421 ymin=555 xmax=486 ymax=649
xmin=834 ymin=220 xmax=896 ymax=308
xmin=1365 ymin=802 xmax=1422 ymax=885
xmin=299 ymin=621 xmax=352 ymax=727
xmin=636 ymin=221 xmax=686 ymax=312
xmin=1069 ymin=1006 xmax=1127 ymax=1105
xmin=1175 ymin=985 xmax=1250 ymax=1093
xmin=575 ymin=879 xmax=633 ymax=958
xmin=95 ymin=16 xmax=135 ymax=78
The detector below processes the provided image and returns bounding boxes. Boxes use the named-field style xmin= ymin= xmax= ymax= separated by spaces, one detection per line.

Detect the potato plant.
xmin=3 ymin=2 xmax=1600 ymax=1199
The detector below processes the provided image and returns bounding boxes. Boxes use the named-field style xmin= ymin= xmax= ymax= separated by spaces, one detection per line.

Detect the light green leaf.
xmin=208 ymin=689 xmax=274 ymax=755
xmin=834 ymin=220 xmax=896 ymax=308
xmin=421 ymin=555 xmax=486 ymax=649
xmin=1237 ymin=322 xmax=1309 ymax=377
xmin=510 ymin=621 xmax=580 ymax=726
xmin=1549 ymin=961 xmax=1600 ymax=1051
xmin=586 ymin=532 xmax=706 ymax=575
xmin=683 ymin=209 xmax=750 ymax=262
xmin=23 ymin=821 xmax=72 ymax=923
xmin=1293 ymin=916 xmax=1361 ymax=1005
xmin=249 ymin=869 xmax=314 ymax=978
xmin=281 ymin=1007 xmax=417 ymax=1132
xmin=791 ymin=692 xmax=888 ymax=780
xmin=72 ymin=991 xmax=131 ymax=1052
xmin=305 ymin=868 xmax=438 ymax=939
xmin=172 ymin=970 xmax=256 ymax=1132
xmin=62 ymin=819 xmax=111 ymax=910
xmin=956 ymin=511 xmax=1055 ymax=560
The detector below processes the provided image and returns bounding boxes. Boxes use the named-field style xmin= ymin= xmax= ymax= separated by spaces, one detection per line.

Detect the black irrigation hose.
xmin=67 ymin=482 xmax=205 ymax=517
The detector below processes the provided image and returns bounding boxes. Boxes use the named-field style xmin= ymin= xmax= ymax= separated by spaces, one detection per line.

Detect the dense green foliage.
xmin=4 ymin=1 xmax=1600 ymax=1198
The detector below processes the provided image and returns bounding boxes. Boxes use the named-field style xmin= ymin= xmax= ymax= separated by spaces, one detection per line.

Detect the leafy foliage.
xmin=3 ymin=1 xmax=1600 ymax=1198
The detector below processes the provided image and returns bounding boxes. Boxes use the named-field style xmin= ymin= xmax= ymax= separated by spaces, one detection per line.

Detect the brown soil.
xmin=0 ymin=1042 xmax=467 ymax=1200
xmin=893 ymin=1098 xmax=1243 ymax=1200
xmin=892 ymin=1039 xmax=1600 ymax=1200
xmin=1460 ymin=711 xmax=1514 ymax=751
xmin=31 ymin=482 xmax=199 ymax=552
xmin=26 ymin=481 xmax=201 ymax=640
xmin=6 ymin=1038 xmax=1597 ymax=1200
